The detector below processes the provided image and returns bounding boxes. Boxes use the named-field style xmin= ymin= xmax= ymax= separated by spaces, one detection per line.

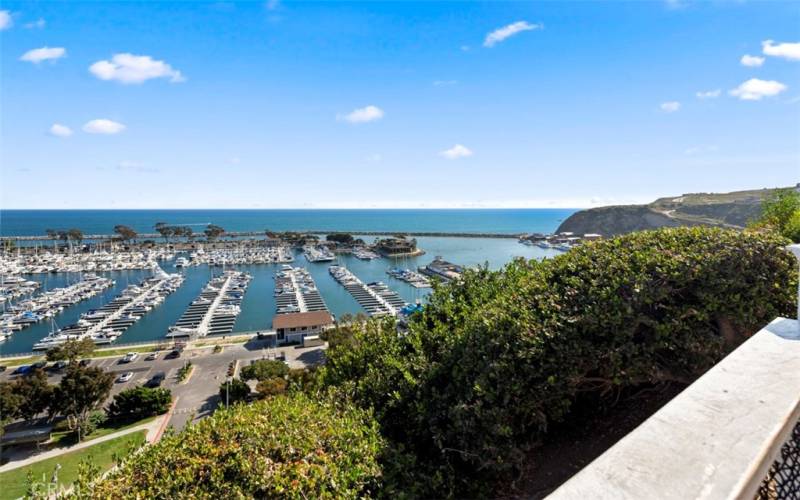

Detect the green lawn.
xmin=51 ymin=416 xmax=156 ymax=447
xmin=0 ymin=430 xmax=146 ymax=500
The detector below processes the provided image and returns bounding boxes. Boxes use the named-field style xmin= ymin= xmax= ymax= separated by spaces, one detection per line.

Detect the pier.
xmin=274 ymin=266 xmax=329 ymax=314
xmin=168 ymin=271 xmax=250 ymax=338
xmin=32 ymin=270 xmax=184 ymax=350
xmin=329 ymin=265 xmax=407 ymax=317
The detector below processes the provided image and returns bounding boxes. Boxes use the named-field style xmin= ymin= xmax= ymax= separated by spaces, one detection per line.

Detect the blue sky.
xmin=1 ymin=0 xmax=798 ymax=209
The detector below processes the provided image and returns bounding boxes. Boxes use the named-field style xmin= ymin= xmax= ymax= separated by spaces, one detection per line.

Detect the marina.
xmin=329 ymin=265 xmax=408 ymax=317
xmin=183 ymin=246 xmax=294 ymax=266
xmin=1 ymin=275 xmax=114 ymax=341
xmin=0 ymin=236 xmax=561 ymax=355
xmin=386 ymin=268 xmax=431 ymax=288
xmin=167 ymin=270 xmax=251 ymax=339
xmin=303 ymin=245 xmax=336 ymax=263
xmin=0 ymin=249 xmax=176 ymax=274
xmin=274 ymin=265 xmax=329 ymax=314
xmin=32 ymin=268 xmax=184 ymax=350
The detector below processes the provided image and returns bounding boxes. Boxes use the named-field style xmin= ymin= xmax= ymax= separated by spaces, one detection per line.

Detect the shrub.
xmin=256 ymin=377 xmax=287 ymax=397
xmin=318 ymin=227 xmax=797 ymax=496
xmin=86 ymin=393 xmax=385 ymax=498
xmin=219 ymin=378 xmax=250 ymax=406
xmin=240 ymin=359 xmax=289 ymax=382
xmin=108 ymin=387 xmax=172 ymax=421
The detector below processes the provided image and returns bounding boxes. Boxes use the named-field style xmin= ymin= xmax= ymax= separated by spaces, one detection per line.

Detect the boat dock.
xmin=167 ymin=271 xmax=250 ymax=338
xmin=33 ymin=269 xmax=184 ymax=350
xmin=329 ymin=265 xmax=407 ymax=317
xmin=2 ymin=275 xmax=114 ymax=341
xmin=386 ymin=268 xmax=431 ymax=288
xmin=274 ymin=265 xmax=329 ymax=314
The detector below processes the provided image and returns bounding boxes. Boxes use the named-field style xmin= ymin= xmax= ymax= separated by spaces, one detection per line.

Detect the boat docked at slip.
xmin=175 ymin=257 xmax=189 ymax=268
xmin=303 ymin=245 xmax=336 ymax=263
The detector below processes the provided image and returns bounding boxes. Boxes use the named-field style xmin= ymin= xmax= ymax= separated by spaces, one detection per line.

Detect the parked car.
xmin=120 ymin=352 xmax=139 ymax=363
xmin=79 ymin=359 xmax=91 ymax=367
xmin=145 ymin=352 xmax=158 ymax=361
xmin=165 ymin=350 xmax=181 ymax=360
xmin=117 ymin=371 xmax=134 ymax=383
xmin=145 ymin=371 xmax=166 ymax=388
xmin=0 ymin=365 xmax=6 ymax=373
xmin=12 ymin=365 xmax=31 ymax=375
xmin=46 ymin=360 xmax=68 ymax=372
xmin=31 ymin=361 xmax=47 ymax=370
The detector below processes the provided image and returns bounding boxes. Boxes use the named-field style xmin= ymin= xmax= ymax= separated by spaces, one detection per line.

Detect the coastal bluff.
xmin=556 ymin=186 xmax=795 ymax=237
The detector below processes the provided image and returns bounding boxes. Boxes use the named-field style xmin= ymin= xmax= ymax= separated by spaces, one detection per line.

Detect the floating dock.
xmin=167 ymin=270 xmax=250 ymax=338
xmin=274 ymin=265 xmax=329 ymax=314
xmin=33 ymin=269 xmax=184 ymax=350
xmin=329 ymin=265 xmax=407 ymax=317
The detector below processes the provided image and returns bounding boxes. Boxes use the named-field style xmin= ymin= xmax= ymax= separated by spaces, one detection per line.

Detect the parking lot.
xmin=1 ymin=338 xmax=328 ymax=431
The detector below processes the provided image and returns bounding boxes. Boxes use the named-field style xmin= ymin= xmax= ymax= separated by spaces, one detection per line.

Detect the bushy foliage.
xmin=219 ymin=378 xmax=250 ymax=406
xmin=240 ymin=359 xmax=289 ymax=382
xmin=45 ymin=338 xmax=95 ymax=361
xmin=750 ymin=188 xmax=800 ymax=242
xmin=86 ymin=393 xmax=385 ymax=498
xmin=108 ymin=386 xmax=172 ymax=420
xmin=317 ymin=227 xmax=797 ymax=496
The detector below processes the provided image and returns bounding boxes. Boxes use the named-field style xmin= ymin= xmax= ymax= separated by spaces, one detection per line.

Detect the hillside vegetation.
xmin=82 ymin=227 xmax=796 ymax=498
xmin=557 ymin=186 xmax=794 ymax=236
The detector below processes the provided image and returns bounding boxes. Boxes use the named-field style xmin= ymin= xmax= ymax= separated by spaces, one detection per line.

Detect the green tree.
xmin=45 ymin=338 xmax=95 ymax=362
xmin=108 ymin=387 xmax=172 ymax=421
xmin=0 ymin=381 xmax=23 ymax=423
xmin=750 ymin=188 xmax=800 ymax=242
xmin=53 ymin=364 xmax=114 ymax=441
xmin=154 ymin=222 xmax=176 ymax=244
xmin=113 ymin=225 xmax=138 ymax=244
xmin=14 ymin=369 xmax=54 ymax=420
xmin=239 ymin=360 xmax=289 ymax=382
xmin=67 ymin=228 xmax=84 ymax=245
xmin=203 ymin=224 xmax=225 ymax=241
xmin=218 ymin=378 xmax=250 ymax=406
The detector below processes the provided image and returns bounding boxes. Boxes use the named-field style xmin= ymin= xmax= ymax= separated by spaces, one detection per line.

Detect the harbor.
xmin=32 ymin=269 xmax=184 ymax=350
xmin=0 ymin=235 xmax=561 ymax=355
xmin=167 ymin=271 xmax=251 ymax=339
xmin=329 ymin=265 xmax=408 ymax=317
xmin=1 ymin=274 xmax=114 ymax=341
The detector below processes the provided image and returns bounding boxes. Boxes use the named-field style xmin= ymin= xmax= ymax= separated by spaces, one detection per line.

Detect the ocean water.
xmin=0 ymin=210 xmax=572 ymax=355
xmin=0 ymin=209 xmax=576 ymax=236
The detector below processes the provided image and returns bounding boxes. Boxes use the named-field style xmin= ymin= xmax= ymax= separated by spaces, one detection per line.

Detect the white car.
xmin=117 ymin=371 xmax=134 ymax=383
xmin=121 ymin=352 xmax=139 ymax=363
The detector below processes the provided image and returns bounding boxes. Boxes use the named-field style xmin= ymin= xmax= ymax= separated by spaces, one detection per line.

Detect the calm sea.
xmin=0 ymin=209 xmax=575 ymax=236
xmin=0 ymin=210 xmax=574 ymax=355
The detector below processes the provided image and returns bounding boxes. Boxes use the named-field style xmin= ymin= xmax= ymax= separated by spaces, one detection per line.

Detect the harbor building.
xmin=374 ymin=237 xmax=422 ymax=257
xmin=272 ymin=310 xmax=334 ymax=344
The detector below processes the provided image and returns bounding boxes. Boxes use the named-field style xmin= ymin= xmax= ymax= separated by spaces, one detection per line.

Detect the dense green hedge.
xmin=318 ymin=227 xmax=797 ymax=496
xmin=87 ymin=393 xmax=384 ymax=498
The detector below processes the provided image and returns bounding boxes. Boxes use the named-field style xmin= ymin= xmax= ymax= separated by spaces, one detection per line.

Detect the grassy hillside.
xmin=557 ymin=186 xmax=793 ymax=236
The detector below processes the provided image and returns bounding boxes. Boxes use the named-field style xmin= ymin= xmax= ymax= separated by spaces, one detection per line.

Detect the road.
xmin=2 ymin=338 xmax=328 ymax=432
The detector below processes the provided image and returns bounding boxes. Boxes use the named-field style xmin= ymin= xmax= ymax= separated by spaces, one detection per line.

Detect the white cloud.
xmin=24 ymin=18 xmax=45 ymax=29
xmin=483 ymin=21 xmax=542 ymax=48
xmin=762 ymin=40 xmax=800 ymax=61
xmin=89 ymin=53 xmax=185 ymax=84
xmin=740 ymin=54 xmax=765 ymax=67
xmin=83 ymin=119 xmax=126 ymax=134
xmin=20 ymin=47 xmax=66 ymax=64
xmin=439 ymin=144 xmax=473 ymax=160
xmin=695 ymin=89 xmax=721 ymax=99
xmin=729 ymin=78 xmax=787 ymax=100
xmin=337 ymin=105 xmax=384 ymax=124
xmin=660 ymin=101 xmax=681 ymax=113
xmin=0 ymin=10 xmax=11 ymax=30
xmin=49 ymin=124 xmax=73 ymax=137
xmin=433 ymin=80 xmax=458 ymax=86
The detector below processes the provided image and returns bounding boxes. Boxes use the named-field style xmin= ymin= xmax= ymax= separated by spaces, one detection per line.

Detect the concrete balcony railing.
xmin=549 ymin=317 xmax=800 ymax=499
